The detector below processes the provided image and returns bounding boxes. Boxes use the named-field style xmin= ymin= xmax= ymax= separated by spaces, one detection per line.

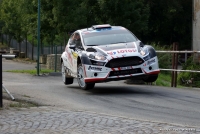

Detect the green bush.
xmin=156 ymin=73 xmax=171 ymax=87
xmin=152 ymin=44 xmax=172 ymax=74
xmin=178 ymin=56 xmax=200 ymax=87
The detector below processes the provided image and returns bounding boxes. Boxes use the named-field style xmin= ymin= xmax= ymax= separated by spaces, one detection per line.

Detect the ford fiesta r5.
xmin=61 ymin=24 xmax=160 ymax=90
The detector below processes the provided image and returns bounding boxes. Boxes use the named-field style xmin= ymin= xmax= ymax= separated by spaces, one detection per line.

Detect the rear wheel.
xmin=62 ymin=62 xmax=73 ymax=85
xmin=77 ymin=64 xmax=95 ymax=90
xmin=143 ymin=75 xmax=158 ymax=83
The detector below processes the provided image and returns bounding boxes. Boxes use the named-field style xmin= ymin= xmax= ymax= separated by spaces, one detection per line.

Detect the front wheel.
xmin=77 ymin=64 xmax=95 ymax=90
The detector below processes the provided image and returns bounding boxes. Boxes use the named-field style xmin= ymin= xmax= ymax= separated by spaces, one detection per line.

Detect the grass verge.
xmin=155 ymin=72 xmax=184 ymax=88
xmin=5 ymin=69 xmax=54 ymax=75
xmin=155 ymin=73 xmax=171 ymax=87
xmin=1 ymin=98 xmax=39 ymax=110
xmin=9 ymin=100 xmax=38 ymax=108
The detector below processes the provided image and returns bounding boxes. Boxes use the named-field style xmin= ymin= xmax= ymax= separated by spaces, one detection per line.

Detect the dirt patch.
xmin=1 ymin=99 xmax=18 ymax=109
xmin=1 ymin=99 xmax=39 ymax=110
xmin=1 ymin=93 xmax=40 ymax=110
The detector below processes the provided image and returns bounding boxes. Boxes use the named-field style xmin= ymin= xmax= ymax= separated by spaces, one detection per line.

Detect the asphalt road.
xmin=2 ymin=59 xmax=200 ymax=127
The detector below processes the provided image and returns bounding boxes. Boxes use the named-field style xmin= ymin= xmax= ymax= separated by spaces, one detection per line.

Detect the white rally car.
xmin=61 ymin=24 xmax=160 ymax=90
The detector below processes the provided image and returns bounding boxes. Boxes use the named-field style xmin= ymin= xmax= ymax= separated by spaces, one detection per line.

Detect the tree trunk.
xmin=51 ymin=40 xmax=53 ymax=54
xmin=19 ymin=42 xmax=21 ymax=52
xmin=6 ymin=35 xmax=8 ymax=45
xmin=64 ymin=32 xmax=66 ymax=45
xmin=25 ymin=35 xmax=27 ymax=58
xmin=40 ymin=39 xmax=43 ymax=55
xmin=48 ymin=42 xmax=50 ymax=54
xmin=8 ymin=35 xmax=12 ymax=48
xmin=32 ymin=36 xmax=34 ymax=60
xmin=8 ymin=39 xmax=11 ymax=48
xmin=1 ymin=33 xmax=3 ymax=44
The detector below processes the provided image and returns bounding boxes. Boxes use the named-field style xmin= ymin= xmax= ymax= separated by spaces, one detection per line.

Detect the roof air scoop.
xmin=92 ymin=24 xmax=111 ymax=30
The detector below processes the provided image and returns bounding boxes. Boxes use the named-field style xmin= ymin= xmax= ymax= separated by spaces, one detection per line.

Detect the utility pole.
xmin=37 ymin=0 xmax=41 ymax=75
xmin=0 ymin=55 xmax=2 ymax=107
xmin=193 ymin=0 xmax=200 ymax=62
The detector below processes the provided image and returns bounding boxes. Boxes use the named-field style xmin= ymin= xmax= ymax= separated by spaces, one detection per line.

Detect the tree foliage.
xmin=146 ymin=0 xmax=192 ymax=49
xmin=0 ymin=0 xmax=192 ymax=51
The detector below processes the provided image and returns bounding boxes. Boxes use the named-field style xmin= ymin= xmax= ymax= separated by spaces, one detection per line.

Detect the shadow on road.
xmin=68 ymin=85 xmax=155 ymax=96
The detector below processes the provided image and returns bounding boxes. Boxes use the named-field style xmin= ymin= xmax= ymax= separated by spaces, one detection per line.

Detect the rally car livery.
xmin=61 ymin=24 xmax=160 ymax=90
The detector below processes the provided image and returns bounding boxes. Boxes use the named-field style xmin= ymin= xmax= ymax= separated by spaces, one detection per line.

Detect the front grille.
xmin=105 ymin=57 xmax=144 ymax=68
xmin=109 ymin=68 xmax=142 ymax=77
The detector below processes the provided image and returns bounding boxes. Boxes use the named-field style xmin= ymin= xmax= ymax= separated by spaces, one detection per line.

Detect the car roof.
xmin=78 ymin=25 xmax=127 ymax=34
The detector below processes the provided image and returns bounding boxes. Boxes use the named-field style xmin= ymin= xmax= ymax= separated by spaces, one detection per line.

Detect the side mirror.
xmin=69 ymin=44 xmax=76 ymax=50
xmin=139 ymin=41 xmax=144 ymax=47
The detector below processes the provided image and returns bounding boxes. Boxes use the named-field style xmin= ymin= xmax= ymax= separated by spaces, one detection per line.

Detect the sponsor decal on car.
xmin=72 ymin=52 xmax=78 ymax=58
xmin=117 ymin=49 xmax=136 ymax=53
xmin=107 ymin=51 xmax=117 ymax=55
xmin=120 ymin=66 xmax=132 ymax=70
xmin=107 ymin=49 xmax=136 ymax=55
xmin=147 ymin=59 xmax=156 ymax=65
xmin=88 ymin=66 xmax=102 ymax=71
xmin=91 ymin=61 xmax=105 ymax=66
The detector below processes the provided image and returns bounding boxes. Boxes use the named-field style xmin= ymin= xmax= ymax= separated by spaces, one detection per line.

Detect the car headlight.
xmin=140 ymin=48 xmax=148 ymax=56
xmin=89 ymin=53 xmax=106 ymax=61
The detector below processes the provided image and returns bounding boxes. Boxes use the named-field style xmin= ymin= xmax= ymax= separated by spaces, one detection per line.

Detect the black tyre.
xmin=62 ymin=62 xmax=73 ymax=85
xmin=143 ymin=75 xmax=158 ymax=83
xmin=77 ymin=64 xmax=95 ymax=90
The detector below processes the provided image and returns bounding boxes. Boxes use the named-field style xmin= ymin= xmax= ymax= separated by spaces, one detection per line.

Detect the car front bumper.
xmin=83 ymin=57 xmax=160 ymax=83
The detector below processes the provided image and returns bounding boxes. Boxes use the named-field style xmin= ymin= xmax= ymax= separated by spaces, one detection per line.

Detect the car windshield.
xmin=82 ymin=29 xmax=138 ymax=46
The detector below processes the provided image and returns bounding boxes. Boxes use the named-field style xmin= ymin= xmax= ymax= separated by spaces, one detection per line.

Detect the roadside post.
xmin=37 ymin=0 xmax=41 ymax=76
xmin=171 ymin=42 xmax=179 ymax=87
xmin=54 ymin=45 xmax=57 ymax=72
xmin=0 ymin=54 xmax=2 ymax=107
xmin=0 ymin=55 xmax=16 ymax=108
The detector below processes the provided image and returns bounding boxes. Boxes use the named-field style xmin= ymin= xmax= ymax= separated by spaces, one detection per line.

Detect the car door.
xmin=71 ymin=32 xmax=84 ymax=74
xmin=67 ymin=32 xmax=83 ymax=76
xmin=64 ymin=34 xmax=75 ymax=73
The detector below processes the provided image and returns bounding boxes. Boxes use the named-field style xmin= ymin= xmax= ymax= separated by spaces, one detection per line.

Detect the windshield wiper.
xmin=110 ymin=42 xmax=126 ymax=44
xmin=87 ymin=45 xmax=98 ymax=46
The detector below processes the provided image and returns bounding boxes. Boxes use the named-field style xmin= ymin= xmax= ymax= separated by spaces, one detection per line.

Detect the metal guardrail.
xmin=156 ymin=50 xmax=200 ymax=73
xmin=0 ymin=55 xmax=2 ymax=107
xmin=156 ymin=47 xmax=200 ymax=87
xmin=160 ymin=69 xmax=200 ymax=73
xmin=156 ymin=50 xmax=200 ymax=53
